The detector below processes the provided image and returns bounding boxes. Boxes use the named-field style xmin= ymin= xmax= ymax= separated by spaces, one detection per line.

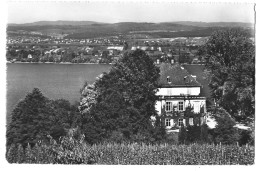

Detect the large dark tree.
xmin=7 ymin=88 xmax=80 ymax=146
xmin=203 ymin=28 xmax=255 ymax=123
xmin=80 ymin=49 xmax=161 ymax=143
xmin=7 ymin=88 xmax=55 ymax=146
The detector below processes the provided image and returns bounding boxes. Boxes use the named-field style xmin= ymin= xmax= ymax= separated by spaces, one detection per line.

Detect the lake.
xmin=6 ymin=63 xmax=111 ymax=123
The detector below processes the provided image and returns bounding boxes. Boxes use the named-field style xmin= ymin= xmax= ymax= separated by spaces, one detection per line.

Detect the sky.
xmin=7 ymin=0 xmax=255 ymax=24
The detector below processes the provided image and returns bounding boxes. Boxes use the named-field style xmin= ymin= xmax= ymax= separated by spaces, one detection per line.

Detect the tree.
xmin=7 ymin=88 xmax=55 ymax=146
xmin=178 ymin=125 xmax=187 ymax=144
xmin=212 ymin=107 xmax=240 ymax=145
xmin=6 ymin=88 xmax=81 ymax=146
xmin=52 ymin=99 xmax=81 ymax=129
xmin=50 ymin=99 xmax=81 ymax=140
xmin=203 ymin=28 xmax=255 ymax=122
xmin=79 ymin=82 xmax=98 ymax=114
xmin=81 ymin=49 xmax=161 ymax=143
xmin=123 ymin=42 xmax=129 ymax=50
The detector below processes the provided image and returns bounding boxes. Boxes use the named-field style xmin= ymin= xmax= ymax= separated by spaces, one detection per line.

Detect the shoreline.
xmin=7 ymin=61 xmax=205 ymax=66
xmin=6 ymin=61 xmax=113 ymax=65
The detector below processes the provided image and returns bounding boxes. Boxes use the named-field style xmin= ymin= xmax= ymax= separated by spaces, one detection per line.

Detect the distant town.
xmin=7 ymin=32 xmax=209 ymax=64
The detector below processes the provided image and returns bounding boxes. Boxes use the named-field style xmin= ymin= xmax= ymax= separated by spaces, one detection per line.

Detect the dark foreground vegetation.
xmin=6 ymin=136 xmax=254 ymax=165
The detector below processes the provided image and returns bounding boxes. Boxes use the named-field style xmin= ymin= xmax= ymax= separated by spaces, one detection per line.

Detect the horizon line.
xmin=8 ymin=20 xmax=254 ymax=25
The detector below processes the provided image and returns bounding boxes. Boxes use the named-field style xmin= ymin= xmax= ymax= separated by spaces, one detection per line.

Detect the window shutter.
xmin=183 ymin=119 xmax=186 ymax=126
xmin=200 ymin=117 xmax=204 ymax=125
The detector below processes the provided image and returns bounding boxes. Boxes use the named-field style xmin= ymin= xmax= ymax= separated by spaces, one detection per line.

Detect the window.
xmin=189 ymin=118 xmax=194 ymax=126
xmin=178 ymin=119 xmax=183 ymax=127
xmin=194 ymin=101 xmax=200 ymax=113
xmin=167 ymin=76 xmax=171 ymax=83
xmin=178 ymin=101 xmax=184 ymax=111
xmin=165 ymin=118 xmax=171 ymax=127
xmin=166 ymin=102 xmax=172 ymax=111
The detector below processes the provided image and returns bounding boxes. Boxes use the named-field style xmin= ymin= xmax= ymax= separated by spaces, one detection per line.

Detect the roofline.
xmin=158 ymin=85 xmax=202 ymax=88
xmin=157 ymin=95 xmax=206 ymax=100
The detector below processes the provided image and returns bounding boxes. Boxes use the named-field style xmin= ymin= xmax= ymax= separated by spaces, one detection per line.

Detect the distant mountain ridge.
xmin=171 ymin=21 xmax=254 ymax=28
xmin=7 ymin=20 xmax=254 ymax=39
xmin=8 ymin=20 xmax=103 ymax=26
xmin=8 ymin=20 xmax=254 ymax=27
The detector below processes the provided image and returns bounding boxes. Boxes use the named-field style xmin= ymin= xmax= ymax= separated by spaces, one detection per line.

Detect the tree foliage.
xmin=203 ymin=28 xmax=255 ymax=122
xmin=79 ymin=82 xmax=97 ymax=114
xmin=208 ymin=107 xmax=240 ymax=145
xmin=7 ymin=88 xmax=55 ymax=146
xmin=80 ymin=49 xmax=162 ymax=143
xmin=7 ymin=88 xmax=81 ymax=146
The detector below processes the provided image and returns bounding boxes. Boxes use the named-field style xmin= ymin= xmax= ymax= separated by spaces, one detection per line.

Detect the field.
xmin=6 ymin=136 xmax=254 ymax=165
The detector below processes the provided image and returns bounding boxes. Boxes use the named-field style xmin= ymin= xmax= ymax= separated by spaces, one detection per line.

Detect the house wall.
xmin=156 ymin=98 xmax=206 ymax=130
xmin=155 ymin=86 xmax=207 ymax=131
xmin=156 ymin=87 xmax=201 ymax=96
xmin=164 ymin=115 xmax=206 ymax=130
xmin=156 ymin=99 xmax=206 ymax=115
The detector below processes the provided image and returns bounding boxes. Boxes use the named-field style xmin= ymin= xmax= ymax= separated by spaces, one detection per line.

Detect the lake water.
xmin=6 ymin=63 xmax=111 ymax=123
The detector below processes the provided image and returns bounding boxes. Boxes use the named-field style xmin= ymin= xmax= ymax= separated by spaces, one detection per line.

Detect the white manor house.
xmin=155 ymin=63 xmax=207 ymax=131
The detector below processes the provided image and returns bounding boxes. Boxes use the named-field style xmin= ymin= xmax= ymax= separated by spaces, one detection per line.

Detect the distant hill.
xmin=171 ymin=21 xmax=254 ymax=28
xmin=8 ymin=20 xmax=103 ymax=26
xmin=7 ymin=21 xmax=254 ymax=39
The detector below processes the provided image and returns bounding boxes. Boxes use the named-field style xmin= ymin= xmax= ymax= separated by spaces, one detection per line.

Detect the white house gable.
xmin=156 ymin=87 xmax=201 ymax=96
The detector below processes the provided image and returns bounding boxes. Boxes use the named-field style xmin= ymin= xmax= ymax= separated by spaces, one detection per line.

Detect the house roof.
xmin=158 ymin=63 xmax=202 ymax=87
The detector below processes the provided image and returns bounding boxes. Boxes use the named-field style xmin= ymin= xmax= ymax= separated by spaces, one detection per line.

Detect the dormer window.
xmin=167 ymin=76 xmax=171 ymax=84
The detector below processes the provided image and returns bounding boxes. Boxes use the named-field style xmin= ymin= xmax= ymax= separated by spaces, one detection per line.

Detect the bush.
xmin=238 ymin=130 xmax=254 ymax=146
xmin=213 ymin=108 xmax=240 ymax=145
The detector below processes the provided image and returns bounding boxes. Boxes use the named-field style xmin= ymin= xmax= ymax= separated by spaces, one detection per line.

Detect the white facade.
xmin=156 ymin=87 xmax=201 ymax=96
xmin=156 ymin=86 xmax=206 ymax=115
xmin=155 ymin=98 xmax=206 ymax=115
